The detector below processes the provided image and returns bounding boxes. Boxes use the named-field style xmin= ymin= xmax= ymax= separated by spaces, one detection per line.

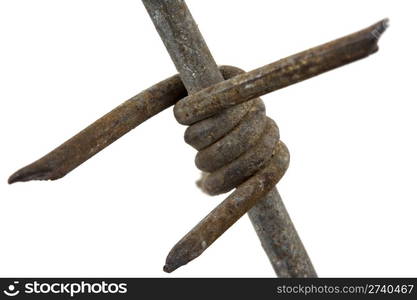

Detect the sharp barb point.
xmin=370 ymin=18 xmax=389 ymax=42
xmin=163 ymin=264 xmax=174 ymax=273
xmin=8 ymin=165 xmax=54 ymax=184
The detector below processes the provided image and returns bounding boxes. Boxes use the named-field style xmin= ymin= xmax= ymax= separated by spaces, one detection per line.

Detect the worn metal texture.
xmin=8 ymin=18 xmax=387 ymax=185
xmin=248 ymin=188 xmax=315 ymax=277
xmin=8 ymin=0 xmax=388 ymax=278
xmin=174 ymin=19 xmax=388 ymax=125
xmin=142 ymin=1 xmax=222 ymax=94
xmin=8 ymin=67 xmax=234 ymax=184
xmin=142 ymin=0 xmax=315 ymax=276
xmin=8 ymin=74 xmax=187 ymax=184
xmin=164 ymin=141 xmax=290 ymax=273
xmin=9 ymin=16 xmax=386 ymax=185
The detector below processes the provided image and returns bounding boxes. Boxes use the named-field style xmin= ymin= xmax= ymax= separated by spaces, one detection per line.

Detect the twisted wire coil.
xmin=182 ymin=66 xmax=287 ymax=197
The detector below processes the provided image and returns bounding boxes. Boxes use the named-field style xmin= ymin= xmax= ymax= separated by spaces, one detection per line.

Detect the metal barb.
xmin=174 ymin=19 xmax=388 ymax=125
xmin=142 ymin=0 xmax=316 ymax=276
xmin=8 ymin=0 xmax=388 ymax=278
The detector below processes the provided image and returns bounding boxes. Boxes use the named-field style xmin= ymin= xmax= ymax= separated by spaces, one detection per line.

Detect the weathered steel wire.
xmin=8 ymin=0 xmax=387 ymax=277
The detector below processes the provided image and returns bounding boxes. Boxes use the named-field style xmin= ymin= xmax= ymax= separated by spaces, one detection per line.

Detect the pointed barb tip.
xmin=370 ymin=18 xmax=389 ymax=41
xmin=8 ymin=165 xmax=54 ymax=184
xmin=163 ymin=264 xmax=175 ymax=273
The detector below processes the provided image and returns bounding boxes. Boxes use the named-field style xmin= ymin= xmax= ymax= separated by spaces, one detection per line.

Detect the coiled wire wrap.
xmin=161 ymin=65 xmax=290 ymax=272
xmin=180 ymin=66 xmax=287 ymax=198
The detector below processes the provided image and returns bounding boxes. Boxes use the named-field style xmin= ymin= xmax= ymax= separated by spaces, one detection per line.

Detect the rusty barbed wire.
xmin=164 ymin=65 xmax=289 ymax=273
xmin=142 ymin=0 xmax=312 ymax=276
xmin=148 ymin=7 xmax=388 ymax=271
xmin=8 ymin=0 xmax=388 ymax=277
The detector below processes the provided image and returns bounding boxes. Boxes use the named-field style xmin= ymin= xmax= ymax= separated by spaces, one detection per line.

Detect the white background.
xmin=1 ymin=0 xmax=416 ymax=277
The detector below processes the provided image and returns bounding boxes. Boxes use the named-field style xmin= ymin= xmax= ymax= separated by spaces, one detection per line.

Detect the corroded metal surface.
xmin=174 ymin=19 xmax=388 ymax=125
xmin=8 ymin=67 xmax=231 ymax=184
xmin=164 ymin=141 xmax=290 ymax=273
xmin=8 ymin=0 xmax=388 ymax=278
xmin=248 ymin=188 xmax=316 ymax=277
xmin=142 ymin=0 xmax=222 ymax=94
xmin=8 ymin=74 xmax=187 ymax=183
xmin=9 ymin=16 xmax=386 ymax=185
xmin=142 ymin=0 xmax=315 ymax=276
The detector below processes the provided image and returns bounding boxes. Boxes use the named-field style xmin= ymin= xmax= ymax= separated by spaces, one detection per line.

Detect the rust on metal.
xmin=8 ymin=67 xmax=237 ymax=184
xmin=164 ymin=141 xmax=290 ymax=273
xmin=8 ymin=0 xmax=388 ymax=278
xmin=142 ymin=0 xmax=316 ymax=276
xmin=174 ymin=19 xmax=389 ymax=125
xmin=8 ymin=74 xmax=187 ymax=183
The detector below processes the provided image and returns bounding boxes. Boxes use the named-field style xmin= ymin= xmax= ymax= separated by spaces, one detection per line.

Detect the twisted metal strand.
xmin=163 ymin=66 xmax=290 ymax=273
xmin=8 ymin=5 xmax=386 ymax=275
